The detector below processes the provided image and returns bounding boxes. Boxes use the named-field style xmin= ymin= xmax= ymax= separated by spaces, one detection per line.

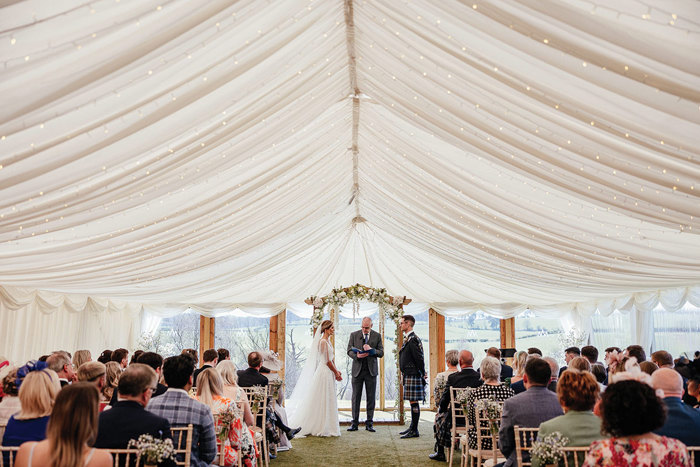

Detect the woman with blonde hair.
xmin=1 ymin=367 xmax=60 ymax=446
xmin=72 ymin=350 xmax=92 ymax=370
xmin=195 ymin=368 xmax=257 ymax=467
xmin=77 ymin=361 xmax=108 ymax=411
xmin=14 ymin=383 xmax=112 ymax=467
xmin=509 ymin=350 xmax=528 ymax=384
xmin=217 ymin=360 xmax=254 ymax=426
xmin=102 ymin=361 xmax=120 ymax=403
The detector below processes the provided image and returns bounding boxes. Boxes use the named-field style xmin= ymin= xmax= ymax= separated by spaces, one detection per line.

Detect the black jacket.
xmin=399 ymin=332 xmax=426 ymax=377
xmin=193 ymin=364 xmax=213 ymax=387
xmin=237 ymin=368 xmax=268 ymax=388
xmin=439 ymin=368 xmax=483 ymax=413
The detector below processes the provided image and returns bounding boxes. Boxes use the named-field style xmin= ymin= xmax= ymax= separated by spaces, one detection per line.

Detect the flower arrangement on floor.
xmin=127 ymin=434 xmax=176 ymax=465
xmin=531 ymin=431 xmax=570 ymax=466
xmin=475 ymin=397 xmax=503 ymax=435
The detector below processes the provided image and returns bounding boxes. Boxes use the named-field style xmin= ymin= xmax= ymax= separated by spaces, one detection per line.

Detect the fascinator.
xmin=259 ymin=350 xmax=282 ymax=371
xmin=15 ymin=360 xmax=49 ymax=390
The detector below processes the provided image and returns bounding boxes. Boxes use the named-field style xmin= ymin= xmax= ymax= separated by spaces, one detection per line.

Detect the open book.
xmin=351 ymin=347 xmax=377 ymax=356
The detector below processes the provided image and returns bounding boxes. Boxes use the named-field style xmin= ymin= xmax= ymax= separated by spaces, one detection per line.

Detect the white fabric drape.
xmin=0 ymin=0 xmax=698 ymax=308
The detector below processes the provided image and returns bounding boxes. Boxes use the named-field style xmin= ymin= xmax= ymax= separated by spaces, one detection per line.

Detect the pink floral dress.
xmin=583 ymin=436 xmax=691 ymax=467
xmin=197 ymin=395 xmax=258 ymax=467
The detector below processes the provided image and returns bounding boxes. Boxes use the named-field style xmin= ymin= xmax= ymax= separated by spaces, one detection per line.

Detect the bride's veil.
xmin=286 ymin=325 xmax=323 ymax=420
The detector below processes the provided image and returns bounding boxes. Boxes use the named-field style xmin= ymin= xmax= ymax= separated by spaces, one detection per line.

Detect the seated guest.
xmin=46 ymin=351 xmax=76 ymax=387
xmin=604 ymin=346 xmax=622 ymax=377
xmin=0 ymin=367 xmax=20 ymax=425
xmin=95 ymin=364 xmax=173 ymax=464
xmin=543 ymin=357 xmax=559 ymax=392
xmin=527 ymin=348 xmax=543 ymax=357
xmin=591 ymin=363 xmax=607 ymax=385
xmin=584 ymin=379 xmax=690 ymax=466
xmin=193 ymin=349 xmax=218 ymax=387
xmin=430 ymin=350 xmax=482 ymax=461
xmin=510 ymin=354 xmax=545 ymax=395
xmin=466 ymin=357 xmax=515 ymax=451
xmin=498 ymin=359 xmax=563 ymax=467
xmin=237 ymin=352 xmax=300 ymax=445
xmin=2 ymin=365 xmax=60 ymax=446
xmin=509 ymin=351 xmax=528 ymax=385
xmin=14 ymin=383 xmax=112 ymax=467
xmin=111 ymin=348 xmax=129 ymax=370
xmin=651 ymin=350 xmax=674 ymax=369
xmin=217 ymin=361 xmax=255 ymax=426
xmin=486 ymin=347 xmax=513 ymax=382
xmin=97 ymin=349 xmax=112 ymax=365
xmin=76 ymin=361 xmax=108 ymax=411
xmin=434 ymin=349 xmax=459 ymax=405
xmin=217 ymin=348 xmax=231 ymax=363
xmin=580 ymin=345 xmax=600 ymax=366
xmin=559 ymin=346 xmax=581 ymax=377
xmin=532 ymin=370 xmax=605 ymax=467
xmin=104 ymin=361 xmax=121 ymax=404
xmin=626 ymin=344 xmax=646 ymax=362
xmin=129 ymin=350 xmax=144 ymax=366
xmin=640 ymin=360 xmax=659 ymax=376
xmin=137 ymin=352 xmax=168 ymax=397
xmin=181 ymin=348 xmax=199 ymax=366
xmin=146 ymin=355 xmax=216 ymax=467
xmin=195 ymin=369 xmax=257 ymax=467
xmin=72 ymin=350 xmax=92 ymax=370
xmin=651 ymin=368 xmax=700 ymax=465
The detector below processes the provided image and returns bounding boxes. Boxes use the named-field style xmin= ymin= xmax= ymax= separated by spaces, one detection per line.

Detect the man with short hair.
xmin=146 ymin=355 xmax=217 ymax=467
xmin=499 ymin=359 xmax=564 ymax=467
xmin=217 ymin=348 xmax=230 ymax=363
xmin=626 ymin=344 xmax=646 ymax=362
xmin=347 ymin=317 xmax=384 ymax=432
xmin=581 ymin=345 xmax=599 ymax=365
xmin=558 ymin=346 xmax=581 ymax=377
xmin=46 ymin=351 xmax=76 ymax=387
xmin=193 ymin=349 xmax=217 ymax=387
xmin=651 ymin=368 xmax=700 ymax=465
xmin=543 ymin=357 xmax=559 ymax=392
xmin=137 ymin=352 xmax=167 ymax=397
xmin=486 ymin=347 xmax=513 ymax=381
xmin=510 ymin=354 xmax=543 ymax=395
xmin=111 ymin=348 xmax=129 ymax=369
xmin=651 ymin=350 xmax=674 ymax=369
xmin=95 ymin=364 xmax=173 ymax=464
xmin=398 ymin=315 xmax=427 ymax=439
xmin=430 ymin=350 xmax=482 ymax=461
xmin=527 ymin=347 xmax=543 ymax=357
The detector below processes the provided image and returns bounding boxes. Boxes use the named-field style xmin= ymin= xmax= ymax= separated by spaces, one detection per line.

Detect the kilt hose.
xmin=402 ymin=374 xmax=426 ymax=402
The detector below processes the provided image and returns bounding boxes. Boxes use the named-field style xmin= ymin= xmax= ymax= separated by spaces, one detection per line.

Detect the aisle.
xmin=276 ymin=417 xmax=457 ymax=466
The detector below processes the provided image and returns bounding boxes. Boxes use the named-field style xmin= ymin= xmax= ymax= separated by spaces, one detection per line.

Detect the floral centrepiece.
xmin=127 ymin=434 xmax=176 ymax=465
xmin=531 ymin=431 xmax=570 ymax=465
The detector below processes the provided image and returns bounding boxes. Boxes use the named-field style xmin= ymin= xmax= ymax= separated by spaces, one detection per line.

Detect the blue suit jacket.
xmin=498 ymin=386 xmax=564 ymax=467
xmin=654 ymin=397 xmax=700 ymax=465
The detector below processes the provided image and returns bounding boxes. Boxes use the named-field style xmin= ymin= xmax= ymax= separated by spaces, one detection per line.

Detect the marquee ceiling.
xmin=1 ymin=0 xmax=699 ymax=308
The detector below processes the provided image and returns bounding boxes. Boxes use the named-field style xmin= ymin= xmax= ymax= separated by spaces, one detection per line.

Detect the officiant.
xmin=347 ymin=317 xmax=384 ymax=432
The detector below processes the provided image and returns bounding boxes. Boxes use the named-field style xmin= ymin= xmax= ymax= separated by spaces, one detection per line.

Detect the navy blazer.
xmin=237 ymin=367 xmax=268 ymax=388
xmin=438 ymin=367 xmax=483 ymax=413
xmin=654 ymin=397 xmax=700 ymax=466
xmin=95 ymin=400 xmax=172 ymax=448
xmin=498 ymin=386 xmax=564 ymax=467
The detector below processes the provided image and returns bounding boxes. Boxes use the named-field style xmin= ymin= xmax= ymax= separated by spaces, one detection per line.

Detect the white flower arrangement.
xmin=248 ymin=385 xmax=267 ymax=413
xmin=531 ymin=432 xmax=570 ymax=465
xmin=127 ymin=434 xmax=176 ymax=465
xmin=475 ymin=397 xmax=503 ymax=435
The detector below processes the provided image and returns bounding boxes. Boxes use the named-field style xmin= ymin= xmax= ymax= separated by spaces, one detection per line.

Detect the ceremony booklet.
xmin=351 ymin=347 xmax=377 ymax=356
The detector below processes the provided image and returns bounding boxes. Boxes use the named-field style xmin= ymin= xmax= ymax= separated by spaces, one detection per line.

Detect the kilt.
xmin=434 ymin=410 xmax=453 ymax=447
xmin=402 ymin=374 xmax=426 ymax=402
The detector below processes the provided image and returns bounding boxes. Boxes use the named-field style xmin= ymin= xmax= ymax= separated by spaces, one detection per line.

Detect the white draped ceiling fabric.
xmin=1 ymin=0 xmax=699 ymax=362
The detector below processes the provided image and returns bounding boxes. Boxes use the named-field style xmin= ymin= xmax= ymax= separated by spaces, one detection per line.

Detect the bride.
xmin=287 ymin=319 xmax=342 ymax=437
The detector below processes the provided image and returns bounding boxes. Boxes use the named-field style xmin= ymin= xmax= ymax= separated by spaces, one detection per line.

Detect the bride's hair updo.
xmin=319 ymin=320 xmax=333 ymax=334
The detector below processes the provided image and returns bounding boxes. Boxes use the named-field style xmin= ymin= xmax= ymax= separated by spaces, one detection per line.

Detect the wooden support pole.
xmin=199 ymin=316 xmax=215 ymax=363
xmin=428 ymin=308 xmax=445 ymax=410
xmin=500 ymin=317 xmax=516 ymax=364
xmin=271 ymin=311 xmax=286 ymax=383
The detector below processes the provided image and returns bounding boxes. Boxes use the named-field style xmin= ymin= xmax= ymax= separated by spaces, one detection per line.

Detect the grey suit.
xmin=498 ymin=386 xmax=563 ymax=467
xmin=347 ymin=329 xmax=384 ymax=425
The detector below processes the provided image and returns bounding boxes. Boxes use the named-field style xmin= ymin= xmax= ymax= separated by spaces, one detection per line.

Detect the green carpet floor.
xmin=275 ymin=419 xmax=463 ymax=467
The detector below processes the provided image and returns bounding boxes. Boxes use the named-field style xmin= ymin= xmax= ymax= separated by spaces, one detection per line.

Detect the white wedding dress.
xmin=287 ymin=333 xmax=340 ymax=437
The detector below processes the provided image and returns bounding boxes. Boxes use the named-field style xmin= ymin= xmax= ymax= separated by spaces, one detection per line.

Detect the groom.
xmin=347 ymin=317 xmax=384 ymax=432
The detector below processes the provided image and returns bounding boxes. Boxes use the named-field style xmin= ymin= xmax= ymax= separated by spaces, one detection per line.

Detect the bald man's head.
xmin=651 ymin=368 xmax=683 ymax=398
xmin=459 ymin=350 xmax=474 ymax=368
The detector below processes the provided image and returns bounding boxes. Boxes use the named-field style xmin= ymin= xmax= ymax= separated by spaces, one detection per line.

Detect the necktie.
xmin=364 ymin=334 xmax=368 ymax=344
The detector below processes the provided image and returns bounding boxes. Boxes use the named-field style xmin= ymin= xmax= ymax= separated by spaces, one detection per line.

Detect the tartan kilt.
xmin=434 ymin=410 xmax=453 ymax=448
xmin=402 ymin=374 xmax=426 ymax=402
